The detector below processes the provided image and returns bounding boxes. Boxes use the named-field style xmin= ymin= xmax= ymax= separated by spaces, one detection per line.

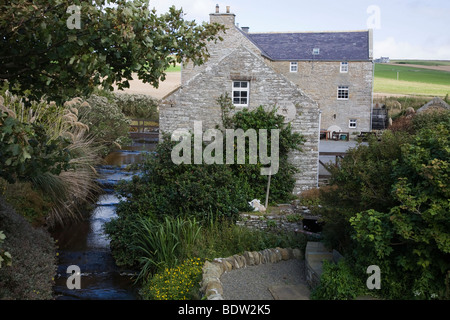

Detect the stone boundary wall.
xmin=236 ymin=213 xmax=303 ymax=233
xmin=200 ymin=247 xmax=303 ymax=300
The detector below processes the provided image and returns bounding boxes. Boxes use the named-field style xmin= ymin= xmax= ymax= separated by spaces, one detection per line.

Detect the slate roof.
xmin=244 ymin=31 xmax=370 ymax=61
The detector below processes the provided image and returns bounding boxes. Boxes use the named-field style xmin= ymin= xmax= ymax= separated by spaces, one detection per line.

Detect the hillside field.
xmin=374 ymin=62 xmax=450 ymax=97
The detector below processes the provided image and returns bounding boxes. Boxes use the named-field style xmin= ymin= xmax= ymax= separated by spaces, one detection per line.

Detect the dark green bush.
xmin=318 ymin=112 xmax=450 ymax=300
xmin=310 ymin=259 xmax=365 ymax=300
xmin=0 ymin=196 xmax=56 ymax=299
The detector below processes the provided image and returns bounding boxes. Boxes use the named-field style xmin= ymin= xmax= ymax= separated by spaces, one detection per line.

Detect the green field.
xmin=374 ymin=63 xmax=450 ymax=96
xmin=390 ymin=60 xmax=450 ymax=67
xmin=166 ymin=64 xmax=181 ymax=72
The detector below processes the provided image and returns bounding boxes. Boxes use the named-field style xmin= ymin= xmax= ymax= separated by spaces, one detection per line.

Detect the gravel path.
xmin=220 ymin=259 xmax=307 ymax=300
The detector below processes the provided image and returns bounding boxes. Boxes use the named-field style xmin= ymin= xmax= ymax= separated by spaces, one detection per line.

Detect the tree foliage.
xmin=0 ymin=0 xmax=225 ymax=102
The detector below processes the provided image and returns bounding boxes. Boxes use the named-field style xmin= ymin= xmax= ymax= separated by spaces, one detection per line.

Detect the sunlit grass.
xmin=374 ymin=77 xmax=450 ymax=97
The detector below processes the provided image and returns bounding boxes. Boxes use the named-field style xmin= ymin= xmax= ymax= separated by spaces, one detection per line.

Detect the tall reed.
xmin=132 ymin=215 xmax=202 ymax=282
xmin=1 ymin=92 xmax=101 ymax=226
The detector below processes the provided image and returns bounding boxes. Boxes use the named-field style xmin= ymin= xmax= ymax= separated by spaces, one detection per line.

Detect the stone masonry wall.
xmin=161 ymin=45 xmax=320 ymax=193
xmin=181 ymin=14 xmax=262 ymax=86
xmin=269 ymin=60 xmax=373 ymax=133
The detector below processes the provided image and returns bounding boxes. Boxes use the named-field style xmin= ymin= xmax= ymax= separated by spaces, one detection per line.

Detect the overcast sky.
xmin=149 ymin=0 xmax=450 ymax=60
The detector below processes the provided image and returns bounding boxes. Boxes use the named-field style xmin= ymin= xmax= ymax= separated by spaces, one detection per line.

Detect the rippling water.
xmin=52 ymin=142 xmax=156 ymax=300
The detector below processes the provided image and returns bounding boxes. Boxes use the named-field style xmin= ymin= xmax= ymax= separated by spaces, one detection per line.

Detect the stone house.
xmin=160 ymin=5 xmax=374 ymax=193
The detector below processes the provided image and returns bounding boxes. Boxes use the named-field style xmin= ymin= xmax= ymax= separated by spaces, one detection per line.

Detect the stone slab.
xmin=268 ymin=284 xmax=310 ymax=300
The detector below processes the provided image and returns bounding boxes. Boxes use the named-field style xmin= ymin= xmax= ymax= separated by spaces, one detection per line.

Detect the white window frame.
xmin=349 ymin=119 xmax=357 ymax=129
xmin=337 ymin=86 xmax=349 ymax=100
xmin=340 ymin=61 xmax=349 ymax=73
xmin=290 ymin=62 xmax=298 ymax=73
xmin=232 ymin=81 xmax=250 ymax=107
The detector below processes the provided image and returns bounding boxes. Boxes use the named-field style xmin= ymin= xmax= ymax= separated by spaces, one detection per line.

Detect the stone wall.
xmin=181 ymin=14 xmax=262 ymax=86
xmin=269 ymin=60 xmax=373 ymax=133
xmin=161 ymin=45 xmax=320 ymax=193
xmin=200 ymin=247 xmax=304 ymax=300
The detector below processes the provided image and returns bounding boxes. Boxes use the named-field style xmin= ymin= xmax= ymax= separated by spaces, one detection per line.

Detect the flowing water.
xmin=52 ymin=141 xmax=156 ymax=300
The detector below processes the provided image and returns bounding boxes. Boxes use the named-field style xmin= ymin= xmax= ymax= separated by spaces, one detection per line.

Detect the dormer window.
xmin=290 ymin=62 xmax=298 ymax=72
xmin=340 ymin=62 xmax=349 ymax=73
xmin=312 ymin=48 xmax=320 ymax=55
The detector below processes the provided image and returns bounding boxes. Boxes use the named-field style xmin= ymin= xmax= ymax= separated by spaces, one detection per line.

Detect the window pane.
xmin=240 ymin=82 xmax=248 ymax=88
xmin=241 ymin=98 xmax=247 ymax=104
xmin=233 ymin=82 xmax=241 ymax=88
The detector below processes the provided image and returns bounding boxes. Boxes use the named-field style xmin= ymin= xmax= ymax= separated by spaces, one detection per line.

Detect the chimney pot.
xmin=226 ymin=6 xmax=230 ymax=13
xmin=215 ymin=4 xmax=219 ymax=13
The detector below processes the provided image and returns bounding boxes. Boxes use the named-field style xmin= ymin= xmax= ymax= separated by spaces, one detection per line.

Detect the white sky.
xmin=148 ymin=0 xmax=450 ymax=60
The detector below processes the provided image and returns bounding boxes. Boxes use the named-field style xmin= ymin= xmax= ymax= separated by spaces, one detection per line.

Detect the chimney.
xmin=241 ymin=27 xmax=249 ymax=33
xmin=210 ymin=5 xmax=236 ymax=28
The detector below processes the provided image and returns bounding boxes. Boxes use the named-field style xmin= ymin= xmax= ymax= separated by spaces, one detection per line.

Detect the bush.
xmin=78 ymin=95 xmax=132 ymax=156
xmin=113 ymin=93 xmax=159 ymax=121
xmin=224 ymin=102 xmax=305 ymax=203
xmin=1 ymin=93 xmax=102 ymax=226
xmin=310 ymin=259 xmax=365 ymax=300
xmin=140 ymin=258 xmax=203 ymax=300
xmin=0 ymin=196 xmax=56 ymax=299
xmin=318 ymin=113 xmax=450 ymax=299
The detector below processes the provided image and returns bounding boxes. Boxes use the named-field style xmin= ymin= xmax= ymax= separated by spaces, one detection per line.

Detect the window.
xmin=290 ymin=62 xmax=298 ymax=72
xmin=340 ymin=62 xmax=348 ymax=73
xmin=349 ymin=119 xmax=357 ymax=128
xmin=232 ymin=81 xmax=249 ymax=106
xmin=313 ymin=48 xmax=320 ymax=55
xmin=337 ymin=86 xmax=349 ymax=100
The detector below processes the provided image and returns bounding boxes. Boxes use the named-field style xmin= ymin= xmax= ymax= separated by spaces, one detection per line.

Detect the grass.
xmin=374 ymin=63 xmax=450 ymax=96
xmin=375 ymin=64 xmax=450 ymax=85
xmin=390 ymin=60 xmax=450 ymax=67
xmin=166 ymin=64 xmax=181 ymax=72
xmin=374 ymin=78 xmax=450 ymax=97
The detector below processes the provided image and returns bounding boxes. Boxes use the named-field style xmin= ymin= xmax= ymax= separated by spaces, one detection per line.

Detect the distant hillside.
xmin=374 ymin=62 xmax=450 ymax=97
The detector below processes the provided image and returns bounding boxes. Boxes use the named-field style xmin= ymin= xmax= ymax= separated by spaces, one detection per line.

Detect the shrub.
xmin=113 ymin=136 xmax=252 ymax=222
xmin=224 ymin=101 xmax=305 ymax=203
xmin=319 ymin=115 xmax=450 ymax=299
xmin=298 ymin=188 xmax=321 ymax=207
xmin=78 ymin=95 xmax=132 ymax=156
xmin=1 ymin=93 xmax=102 ymax=226
xmin=140 ymin=258 xmax=203 ymax=300
xmin=0 ymin=196 xmax=56 ymax=299
xmin=113 ymin=93 xmax=159 ymax=121
xmin=310 ymin=259 xmax=365 ymax=300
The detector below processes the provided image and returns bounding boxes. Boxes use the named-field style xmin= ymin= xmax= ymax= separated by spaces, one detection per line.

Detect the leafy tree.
xmin=0 ymin=0 xmax=225 ymax=102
